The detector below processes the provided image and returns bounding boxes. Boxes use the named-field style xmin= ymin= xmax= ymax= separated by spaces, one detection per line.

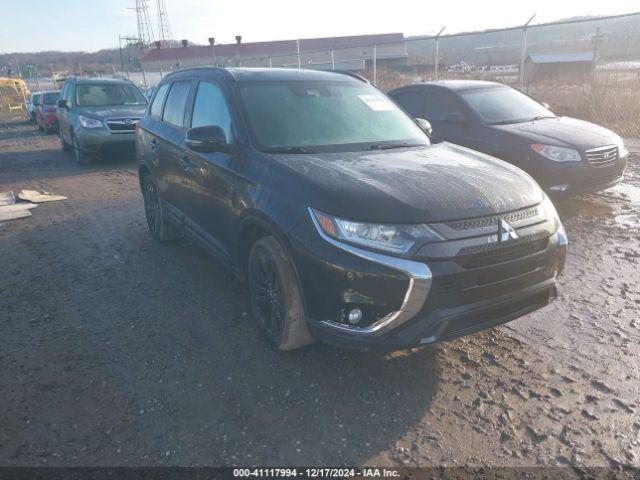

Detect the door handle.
xmin=179 ymin=156 xmax=192 ymax=172
xmin=150 ymin=138 xmax=159 ymax=152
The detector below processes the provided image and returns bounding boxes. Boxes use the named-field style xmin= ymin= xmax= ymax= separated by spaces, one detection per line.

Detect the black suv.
xmin=136 ymin=68 xmax=567 ymax=351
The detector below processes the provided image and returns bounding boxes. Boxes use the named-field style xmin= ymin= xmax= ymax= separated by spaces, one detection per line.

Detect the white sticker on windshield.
xmin=358 ymin=94 xmax=395 ymax=112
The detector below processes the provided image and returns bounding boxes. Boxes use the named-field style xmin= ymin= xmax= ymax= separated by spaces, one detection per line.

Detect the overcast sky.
xmin=0 ymin=0 xmax=638 ymax=53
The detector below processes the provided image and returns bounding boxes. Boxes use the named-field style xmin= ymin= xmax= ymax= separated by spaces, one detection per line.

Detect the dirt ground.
xmin=0 ymin=115 xmax=639 ymax=468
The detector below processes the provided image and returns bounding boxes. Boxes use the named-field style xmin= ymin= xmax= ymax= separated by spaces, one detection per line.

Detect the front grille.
xmin=106 ymin=118 xmax=139 ymax=132
xmin=437 ymin=289 xmax=552 ymax=341
xmin=446 ymin=206 xmax=539 ymax=231
xmin=585 ymin=145 xmax=618 ymax=167
xmin=456 ymin=234 xmax=549 ymax=269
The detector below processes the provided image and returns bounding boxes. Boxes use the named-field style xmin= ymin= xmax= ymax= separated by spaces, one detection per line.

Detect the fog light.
xmin=549 ymin=184 xmax=568 ymax=192
xmin=347 ymin=308 xmax=363 ymax=325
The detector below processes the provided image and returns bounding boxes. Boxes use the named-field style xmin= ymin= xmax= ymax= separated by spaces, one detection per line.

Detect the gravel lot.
xmin=1 ymin=115 xmax=639 ymax=468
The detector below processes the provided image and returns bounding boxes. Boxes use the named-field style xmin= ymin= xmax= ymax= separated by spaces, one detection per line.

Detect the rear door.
xmin=137 ymin=82 xmax=169 ymax=175
xmin=155 ymin=80 xmax=195 ymax=219
xmin=180 ymin=80 xmax=236 ymax=256
xmin=58 ymin=83 xmax=73 ymax=143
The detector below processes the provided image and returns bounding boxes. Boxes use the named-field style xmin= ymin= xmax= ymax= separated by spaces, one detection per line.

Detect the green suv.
xmin=57 ymin=77 xmax=148 ymax=164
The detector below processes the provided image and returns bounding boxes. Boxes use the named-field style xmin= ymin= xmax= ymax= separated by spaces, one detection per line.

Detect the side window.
xmin=61 ymin=83 xmax=70 ymax=103
xmin=191 ymin=81 xmax=233 ymax=142
xmin=423 ymin=93 xmax=461 ymax=122
xmin=150 ymin=83 xmax=170 ymax=118
xmin=162 ymin=81 xmax=191 ymax=128
xmin=392 ymin=90 xmax=426 ymax=118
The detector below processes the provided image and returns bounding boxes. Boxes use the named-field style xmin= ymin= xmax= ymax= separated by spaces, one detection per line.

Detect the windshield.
xmin=32 ymin=93 xmax=42 ymax=104
xmin=460 ymin=87 xmax=555 ymax=125
xmin=238 ymin=81 xmax=428 ymax=152
xmin=75 ymin=83 xmax=147 ymax=107
xmin=43 ymin=92 xmax=60 ymax=105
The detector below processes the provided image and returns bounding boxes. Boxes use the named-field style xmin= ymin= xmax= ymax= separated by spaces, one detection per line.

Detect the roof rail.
xmin=332 ymin=70 xmax=370 ymax=83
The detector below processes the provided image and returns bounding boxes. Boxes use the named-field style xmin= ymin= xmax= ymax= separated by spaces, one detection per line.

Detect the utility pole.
xmin=373 ymin=44 xmax=377 ymax=84
xmin=13 ymin=57 xmax=22 ymax=78
xmin=591 ymin=26 xmax=603 ymax=78
xmin=235 ymin=36 xmax=242 ymax=67
xmin=434 ymin=26 xmax=445 ymax=81
xmin=519 ymin=14 xmax=536 ymax=90
xmin=209 ymin=37 xmax=216 ymax=66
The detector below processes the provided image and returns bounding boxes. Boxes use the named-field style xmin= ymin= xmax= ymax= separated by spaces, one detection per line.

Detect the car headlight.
xmin=78 ymin=115 xmax=104 ymax=129
xmin=310 ymin=209 xmax=443 ymax=254
xmin=614 ymin=135 xmax=629 ymax=158
xmin=531 ymin=144 xmax=581 ymax=162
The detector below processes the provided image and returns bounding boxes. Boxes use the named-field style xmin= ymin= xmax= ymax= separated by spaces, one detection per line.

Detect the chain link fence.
xmin=138 ymin=12 xmax=640 ymax=142
xmin=17 ymin=12 xmax=640 ymax=142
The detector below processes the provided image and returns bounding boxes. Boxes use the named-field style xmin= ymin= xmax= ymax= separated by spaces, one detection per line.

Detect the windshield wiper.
xmin=263 ymin=146 xmax=314 ymax=154
xmin=490 ymin=118 xmax=528 ymax=125
xmin=530 ymin=115 xmax=556 ymax=121
xmin=491 ymin=115 xmax=555 ymax=125
xmin=368 ymin=142 xmax=423 ymax=151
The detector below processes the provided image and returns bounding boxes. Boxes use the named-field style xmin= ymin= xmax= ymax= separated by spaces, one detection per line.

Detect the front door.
xmin=181 ymin=80 xmax=237 ymax=257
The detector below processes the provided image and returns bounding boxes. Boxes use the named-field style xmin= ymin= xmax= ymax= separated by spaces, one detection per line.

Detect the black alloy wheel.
xmin=249 ymin=246 xmax=286 ymax=339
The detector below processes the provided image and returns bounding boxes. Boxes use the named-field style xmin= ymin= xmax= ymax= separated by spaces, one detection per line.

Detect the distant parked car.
xmin=27 ymin=92 xmax=43 ymax=124
xmin=57 ymin=76 xmax=148 ymax=164
xmin=35 ymin=90 xmax=61 ymax=133
xmin=389 ymin=80 xmax=629 ymax=196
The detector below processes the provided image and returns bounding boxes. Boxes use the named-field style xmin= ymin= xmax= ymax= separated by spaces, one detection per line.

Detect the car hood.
xmin=268 ymin=143 xmax=544 ymax=224
xmin=76 ymin=105 xmax=147 ymax=119
xmin=493 ymin=116 xmax=619 ymax=150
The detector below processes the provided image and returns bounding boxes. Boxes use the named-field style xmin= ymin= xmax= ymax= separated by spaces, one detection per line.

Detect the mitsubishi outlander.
xmin=136 ymin=68 xmax=567 ymax=351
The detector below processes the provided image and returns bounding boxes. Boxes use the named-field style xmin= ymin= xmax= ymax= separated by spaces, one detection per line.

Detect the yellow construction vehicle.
xmin=0 ymin=77 xmax=30 ymax=114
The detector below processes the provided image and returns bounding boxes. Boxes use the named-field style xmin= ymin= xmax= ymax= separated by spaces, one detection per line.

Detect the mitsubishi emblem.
xmin=498 ymin=218 xmax=518 ymax=242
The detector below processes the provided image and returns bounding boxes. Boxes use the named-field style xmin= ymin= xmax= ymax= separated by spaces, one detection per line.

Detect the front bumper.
xmin=289 ymin=208 xmax=566 ymax=351
xmin=531 ymin=153 xmax=628 ymax=196
xmin=76 ymin=128 xmax=136 ymax=156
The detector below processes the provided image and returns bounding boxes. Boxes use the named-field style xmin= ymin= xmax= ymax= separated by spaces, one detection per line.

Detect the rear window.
xmin=42 ymin=92 xmax=60 ymax=105
xmin=150 ymin=83 xmax=169 ymax=118
xmin=162 ymin=81 xmax=191 ymax=128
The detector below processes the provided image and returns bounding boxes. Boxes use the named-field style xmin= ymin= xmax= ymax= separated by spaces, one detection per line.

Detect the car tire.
xmin=59 ymin=128 xmax=72 ymax=152
xmin=248 ymin=236 xmax=314 ymax=351
xmin=72 ymin=134 xmax=93 ymax=165
xmin=140 ymin=172 xmax=180 ymax=243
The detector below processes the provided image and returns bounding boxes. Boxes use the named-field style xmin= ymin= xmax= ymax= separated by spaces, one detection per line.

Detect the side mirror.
xmin=57 ymin=99 xmax=67 ymax=109
xmin=443 ymin=112 xmax=468 ymax=126
xmin=186 ymin=125 xmax=230 ymax=153
xmin=414 ymin=118 xmax=432 ymax=137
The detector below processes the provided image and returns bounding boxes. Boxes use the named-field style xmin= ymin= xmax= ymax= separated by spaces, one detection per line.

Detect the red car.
xmin=35 ymin=90 xmax=61 ymax=133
